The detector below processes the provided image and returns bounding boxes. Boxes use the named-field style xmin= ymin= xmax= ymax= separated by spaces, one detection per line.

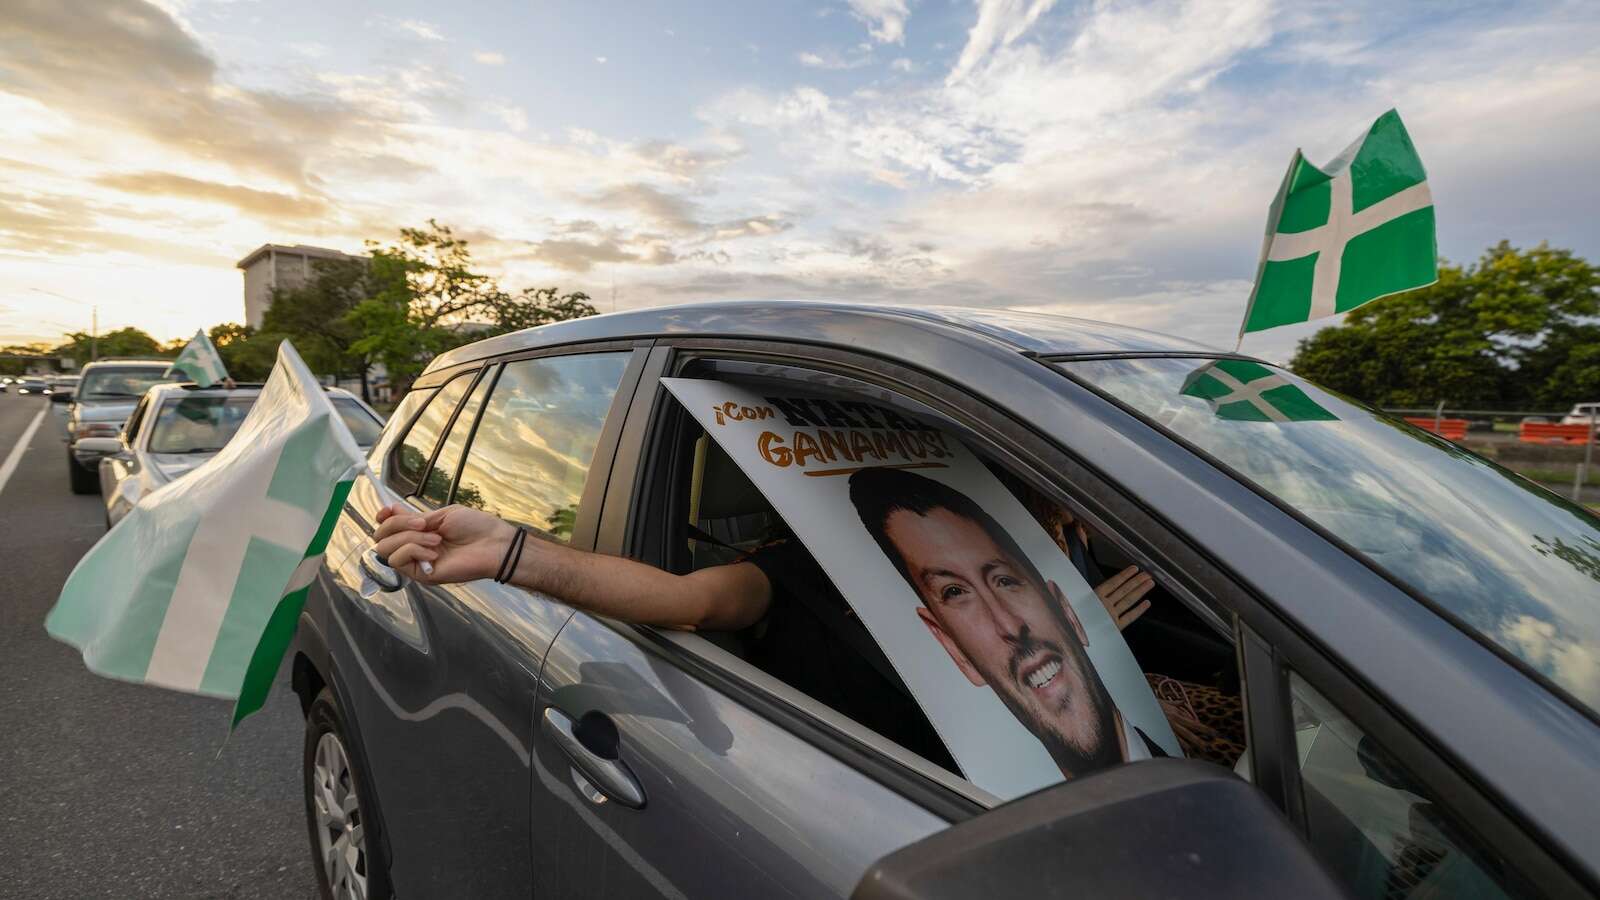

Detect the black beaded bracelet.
xmin=494 ymin=526 xmax=527 ymax=584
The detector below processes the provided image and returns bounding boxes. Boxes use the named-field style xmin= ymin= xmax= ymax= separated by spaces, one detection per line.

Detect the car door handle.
xmin=359 ymin=548 xmax=404 ymax=594
xmin=541 ymin=707 xmax=646 ymax=810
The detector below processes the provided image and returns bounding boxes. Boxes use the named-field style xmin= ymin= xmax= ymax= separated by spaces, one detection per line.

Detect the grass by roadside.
xmin=1512 ymin=466 xmax=1600 ymax=487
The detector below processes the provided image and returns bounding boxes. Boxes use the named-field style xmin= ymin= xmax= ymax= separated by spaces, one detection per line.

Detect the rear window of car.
xmin=148 ymin=396 xmax=256 ymax=453
xmin=1060 ymin=356 xmax=1600 ymax=715
xmin=331 ymin=398 xmax=384 ymax=447
xmin=79 ymin=366 xmax=175 ymax=400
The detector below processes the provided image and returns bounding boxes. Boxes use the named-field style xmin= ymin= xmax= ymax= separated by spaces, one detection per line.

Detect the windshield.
xmin=332 ymin=398 xmax=383 ymax=447
xmin=79 ymin=366 xmax=175 ymax=400
xmin=148 ymin=396 xmax=256 ymax=453
xmin=1060 ymin=356 xmax=1600 ymax=714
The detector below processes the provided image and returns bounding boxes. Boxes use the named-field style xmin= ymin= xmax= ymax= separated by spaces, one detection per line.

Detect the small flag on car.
xmin=1181 ymin=360 xmax=1337 ymax=422
xmin=168 ymin=328 xmax=230 ymax=388
xmin=46 ymin=341 xmax=364 ymax=727
xmin=1239 ymin=109 xmax=1437 ymax=340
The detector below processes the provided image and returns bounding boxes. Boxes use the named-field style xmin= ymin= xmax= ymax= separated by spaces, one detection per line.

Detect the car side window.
xmin=1287 ymin=673 xmax=1531 ymax=899
xmin=122 ymin=397 xmax=149 ymax=443
xmin=453 ymin=353 xmax=630 ymax=540
xmin=418 ymin=373 xmax=492 ymax=507
xmin=389 ymin=374 xmax=474 ymax=495
xmin=369 ymin=388 xmax=432 ymax=474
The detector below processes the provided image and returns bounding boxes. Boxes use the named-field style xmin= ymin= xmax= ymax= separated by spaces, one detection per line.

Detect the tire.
xmin=67 ymin=451 xmax=99 ymax=495
xmin=304 ymin=688 xmax=392 ymax=900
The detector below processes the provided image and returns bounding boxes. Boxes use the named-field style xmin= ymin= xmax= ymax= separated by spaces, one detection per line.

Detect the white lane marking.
xmin=0 ymin=405 xmax=49 ymax=502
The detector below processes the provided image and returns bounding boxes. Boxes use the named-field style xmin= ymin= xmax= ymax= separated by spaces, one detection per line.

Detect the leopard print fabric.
xmin=1145 ymin=674 xmax=1246 ymax=767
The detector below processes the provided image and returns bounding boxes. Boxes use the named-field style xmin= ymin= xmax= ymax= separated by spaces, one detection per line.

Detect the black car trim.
xmin=409 ymin=366 xmax=488 ymax=508
xmin=444 ymin=362 xmax=504 ymax=509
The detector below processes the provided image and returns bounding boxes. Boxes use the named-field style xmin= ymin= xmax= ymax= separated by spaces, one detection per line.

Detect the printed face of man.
xmin=883 ymin=506 xmax=1124 ymax=776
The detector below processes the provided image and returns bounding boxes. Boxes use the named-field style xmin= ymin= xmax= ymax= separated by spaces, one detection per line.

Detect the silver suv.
xmin=65 ymin=359 xmax=178 ymax=494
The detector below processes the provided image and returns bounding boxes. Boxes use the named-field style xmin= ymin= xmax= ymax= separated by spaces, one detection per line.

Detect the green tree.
xmin=258 ymin=259 xmax=380 ymax=398
xmin=350 ymin=221 xmax=597 ymax=389
xmin=52 ymin=327 xmax=169 ymax=367
xmin=1289 ymin=242 xmax=1600 ymax=408
xmin=206 ymin=323 xmax=278 ymax=382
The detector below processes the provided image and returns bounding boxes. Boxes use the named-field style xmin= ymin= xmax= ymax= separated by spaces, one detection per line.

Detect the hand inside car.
xmin=1096 ymin=565 xmax=1155 ymax=629
xmin=372 ymin=503 xmax=513 ymax=584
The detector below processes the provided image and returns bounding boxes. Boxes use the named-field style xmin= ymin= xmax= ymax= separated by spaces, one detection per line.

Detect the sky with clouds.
xmin=1 ymin=0 xmax=1597 ymax=360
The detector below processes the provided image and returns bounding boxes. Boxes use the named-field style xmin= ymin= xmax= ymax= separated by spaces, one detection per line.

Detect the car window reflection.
xmin=454 ymin=353 xmax=629 ymax=541
xmin=1062 ymin=357 xmax=1600 ymax=714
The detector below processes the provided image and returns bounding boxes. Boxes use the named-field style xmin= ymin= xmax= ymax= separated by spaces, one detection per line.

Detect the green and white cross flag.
xmin=168 ymin=328 xmax=229 ymax=388
xmin=47 ymin=341 xmax=363 ymax=727
xmin=1181 ymin=359 xmax=1337 ymax=422
xmin=1240 ymin=109 xmax=1437 ymax=339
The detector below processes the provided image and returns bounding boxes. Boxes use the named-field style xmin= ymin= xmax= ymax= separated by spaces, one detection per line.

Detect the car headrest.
xmin=695 ymin=437 xmax=773 ymax=521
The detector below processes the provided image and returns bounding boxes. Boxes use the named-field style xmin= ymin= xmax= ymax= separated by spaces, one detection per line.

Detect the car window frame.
xmin=399 ymin=342 xmax=650 ymax=551
xmin=385 ymin=368 xmax=483 ymax=498
xmin=592 ymin=339 xmax=1270 ymax=821
xmin=411 ymin=367 xmax=495 ymax=510
xmin=122 ymin=395 xmax=151 ymax=447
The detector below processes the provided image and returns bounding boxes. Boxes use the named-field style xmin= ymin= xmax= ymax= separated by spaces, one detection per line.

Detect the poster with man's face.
xmin=662 ymin=378 xmax=1178 ymax=800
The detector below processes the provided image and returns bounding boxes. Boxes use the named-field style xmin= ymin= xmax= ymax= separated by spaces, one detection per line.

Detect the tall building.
xmin=236 ymin=243 xmax=360 ymax=328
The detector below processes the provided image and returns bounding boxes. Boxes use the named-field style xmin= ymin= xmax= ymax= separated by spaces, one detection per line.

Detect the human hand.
xmin=1095 ymin=565 xmax=1154 ymax=630
xmin=372 ymin=503 xmax=514 ymax=584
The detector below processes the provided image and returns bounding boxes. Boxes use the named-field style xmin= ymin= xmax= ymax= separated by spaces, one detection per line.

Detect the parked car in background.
xmin=1560 ymin=403 xmax=1599 ymax=426
xmin=98 ymin=382 xmax=383 ymax=526
xmin=65 ymin=359 xmax=180 ymax=494
xmin=293 ymin=301 xmax=1598 ymax=900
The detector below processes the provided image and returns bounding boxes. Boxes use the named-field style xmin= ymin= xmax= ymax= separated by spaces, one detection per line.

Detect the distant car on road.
xmin=15 ymin=377 xmax=49 ymax=396
xmin=1560 ymin=402 xmax=1599 ymax=426
xmin=97 ymin=382 xmax=384 ymax=526
xmin=45 ymin=374 xmax=80 ymax=403
xmin=65 ymin=359 xmax=181 ymax=494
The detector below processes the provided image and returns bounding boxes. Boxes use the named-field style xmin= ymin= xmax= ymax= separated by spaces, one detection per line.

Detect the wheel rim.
xmin=312 ymin=731 xmax=369 ymax=900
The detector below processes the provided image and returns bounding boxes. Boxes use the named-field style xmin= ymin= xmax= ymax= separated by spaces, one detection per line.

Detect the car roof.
xmin=424 ymin=300 xmax=1227 ymax=375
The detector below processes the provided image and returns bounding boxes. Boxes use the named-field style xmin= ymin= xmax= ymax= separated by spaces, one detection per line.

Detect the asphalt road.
xmin=0 ymin=394 xmax=318 ymax=899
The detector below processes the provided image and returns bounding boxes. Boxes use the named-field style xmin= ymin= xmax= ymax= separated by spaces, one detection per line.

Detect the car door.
xmin=531 ymin=350 xmax=988 ymax=899
xmin=320 ymin=347 xmax=646 ymax=899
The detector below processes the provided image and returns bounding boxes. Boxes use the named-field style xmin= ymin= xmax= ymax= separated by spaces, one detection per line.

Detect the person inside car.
xmin=369 ymin=476 xmax=1163 ymax=767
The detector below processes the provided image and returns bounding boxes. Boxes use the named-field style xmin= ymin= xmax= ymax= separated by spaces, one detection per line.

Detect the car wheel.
xmin=304 ymin=688 xmax=391 ymax=900
xmin=67 ymin=452 xmax=99 ymax=495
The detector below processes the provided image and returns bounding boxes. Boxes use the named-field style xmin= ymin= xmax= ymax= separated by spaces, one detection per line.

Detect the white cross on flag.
xmin=1180 ymin=359 xmax=1336 ymax=423
xmin=1240 ymin=109 xmax=1437 ymax=338
xmin=46 ymin=341 xmax=364 ymax=727
xmin=167 ymin=328 xmax=230 ymax=388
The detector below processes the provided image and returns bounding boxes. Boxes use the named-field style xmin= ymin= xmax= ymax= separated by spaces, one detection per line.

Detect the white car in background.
xmin=95 ymin=382 xmax=384 ymax=527
xmin=1560 ymin=403 xmax=1600 ymax=426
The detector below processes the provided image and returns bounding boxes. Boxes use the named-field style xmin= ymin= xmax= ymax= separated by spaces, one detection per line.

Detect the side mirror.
xmin=50 ymin=391 xmax=71 ymax=404
xmin=852 ymin=759 xmax=1349 ymax=900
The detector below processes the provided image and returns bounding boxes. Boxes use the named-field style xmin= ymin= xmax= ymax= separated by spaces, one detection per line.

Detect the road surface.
xmin=0 ymin=394 xmax=317 ymax=899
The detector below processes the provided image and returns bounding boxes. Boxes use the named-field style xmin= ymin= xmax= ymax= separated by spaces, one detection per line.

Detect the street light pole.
xmin=91 ymin=306 xmax=98 ymax=362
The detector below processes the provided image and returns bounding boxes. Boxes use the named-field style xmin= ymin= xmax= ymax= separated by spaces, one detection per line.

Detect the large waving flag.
xmin=47 ymin=342 xmax=363 ymax=726
xmin=168 ymin=328 xmax=230 ymax=388
xmin=1181 ymin=360 xmax=1337 ymax=423
xmin=1240 ymin=109 xmax=1437 ymax=338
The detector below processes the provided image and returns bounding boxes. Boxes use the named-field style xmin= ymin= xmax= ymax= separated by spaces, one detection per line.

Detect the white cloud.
xmin=798 ymin=47 xmax=875 ymax=70
xmin=948 ymin=0 xmax=1058 ymax=85
xmin=890 ymin=57 xmax=914 ymax=72
xmin=473 ymin=50 xmax=506 ymax=66
xmin=395 ymin=18 xmax=444 ymax=41
xmin=595 ymin=56 xmax=608 ymax=64
xmin=848 ymin=0 xmax=910 ymax=44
